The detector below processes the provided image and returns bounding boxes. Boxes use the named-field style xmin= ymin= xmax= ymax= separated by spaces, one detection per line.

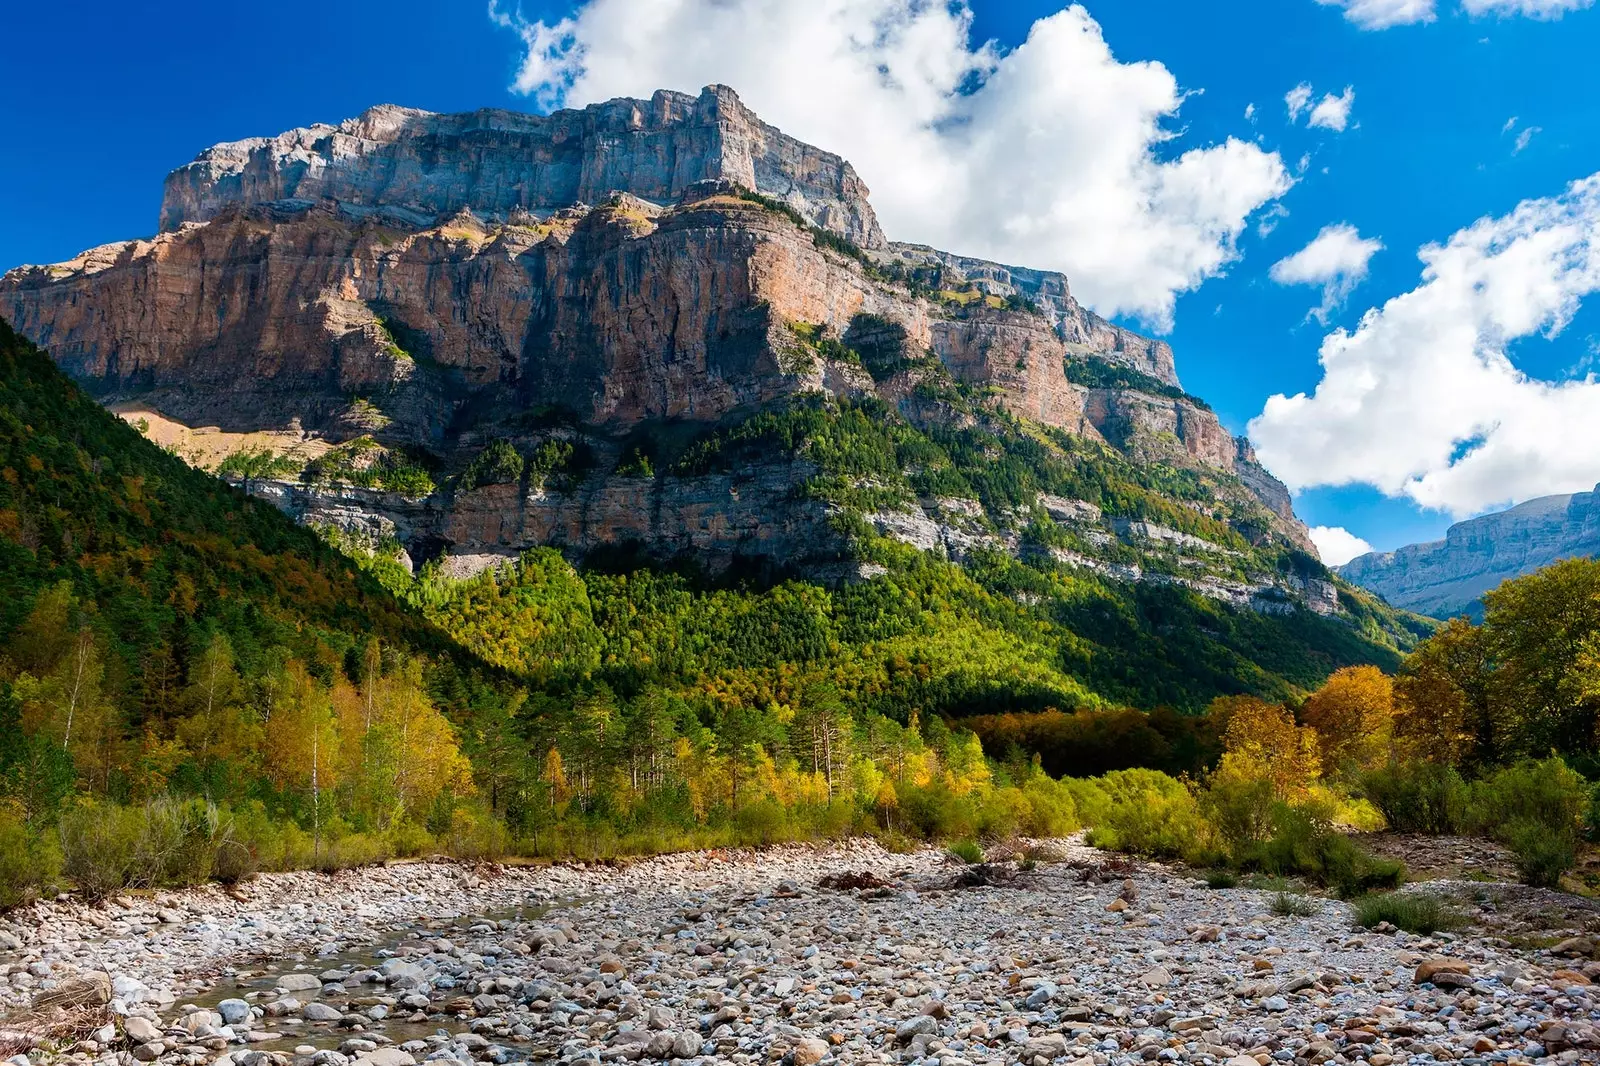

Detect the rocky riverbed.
xmin=1 ymin=838 xmax=1597 ymax=1066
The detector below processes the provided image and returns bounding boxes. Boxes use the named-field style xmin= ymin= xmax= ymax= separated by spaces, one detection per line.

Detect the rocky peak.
xmin=159 ymin=85 xmax=886 ymax=251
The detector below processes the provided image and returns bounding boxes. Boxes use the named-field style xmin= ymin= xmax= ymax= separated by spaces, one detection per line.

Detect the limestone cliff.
xmin=1340 ymin=487 xmax=1600 ymax=618
xmin=159 ymin=86 xmax=886 ymax=251
xmin=3 ymin=85 xmax=1331 ymax=611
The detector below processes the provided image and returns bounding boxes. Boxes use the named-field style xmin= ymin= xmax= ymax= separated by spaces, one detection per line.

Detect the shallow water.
xmin=180 ymin=905 xmax=552 ymax=1054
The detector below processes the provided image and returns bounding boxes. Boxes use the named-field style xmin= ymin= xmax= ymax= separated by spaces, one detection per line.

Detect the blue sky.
xmin=4 ymin=0 xmax=1599 ymax=561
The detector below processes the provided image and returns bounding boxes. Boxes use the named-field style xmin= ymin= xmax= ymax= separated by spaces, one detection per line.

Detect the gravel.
xmin=1 ymin=837 xmax=1597 ymax=1066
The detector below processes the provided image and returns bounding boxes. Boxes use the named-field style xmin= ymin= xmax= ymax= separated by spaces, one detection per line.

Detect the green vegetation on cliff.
xmin=0 ymin=318 xmax=1434 ymax=902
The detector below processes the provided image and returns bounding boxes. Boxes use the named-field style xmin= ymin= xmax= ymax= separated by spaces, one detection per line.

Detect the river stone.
xmin=303 ymin=1002 xmax=343 ymax=1022
xmin=277 ymin=973 xmax=322 ymax=992
xmin=124 ymin=1016 xmax=160 ymax=1043
xmin=218 ymin=998 xmax=251 ymax=1024
xmin=792 ymin=1036 xmax=829 ymax=1065
xmin=356 ymin=1051 xmax=416 ymax=1066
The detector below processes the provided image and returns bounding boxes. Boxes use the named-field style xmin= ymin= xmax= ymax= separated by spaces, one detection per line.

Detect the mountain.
xmin=1339 ymin=486 xmax=1600 ymax=619
xmin=0 ymin=85 xmax=1427 ymax=706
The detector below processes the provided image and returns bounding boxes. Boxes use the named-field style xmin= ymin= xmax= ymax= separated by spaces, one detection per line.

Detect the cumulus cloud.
xmin=1308 ymin=87 xmax=1356 ymax=131
xmin=1270 ymin=223 xmax=1384 ymax=323
xmin=489 ymin=0 xmax=1291 ymax=329
xmin=1309 ymin=526 xmax=1376 ymax=566
xmin=1462 ymin=0 xmax=1594 ymax=16
xmin=1250 ymin=174 xmax=1600 ymax=519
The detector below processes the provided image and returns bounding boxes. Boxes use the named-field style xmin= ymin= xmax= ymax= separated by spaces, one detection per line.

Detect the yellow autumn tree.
xmin=1212 ymin=695 xmax=1321 ymax=798
xmin=1302 ymin=666 xmax=1396 ymax=773
xmin=263 ymin=659 xmax=341 ymax=805
xmin=175 ymin=633 xmax=261 ymax=780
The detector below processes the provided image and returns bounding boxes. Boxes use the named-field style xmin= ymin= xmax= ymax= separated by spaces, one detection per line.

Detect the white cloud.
xmin=489 ymin=0 xmax=1291 ymax=329
xmin=1322 ymin=0 xmax=1592 ymax=27
xmin=1309 ymin=526 xmax=1375 ymax=566
xmin=1308 ymin=87 xmax=1356 ymax=131
xmin=1462 ymin=0 xmax=1594 ymax=17
xmin=1250 ymin=174 xmax=1600 ymax=519
xmin=1513 ymin=126 xmax=1541 ymax=154
xmin=1244 ymin=102 xmax=1257 ymax=122
xmin=1502 ymin=115 xmax=1520 ymax=133
xmin=1270 ymin=223 xmax=1384 ymax=323
xmin=1315 ymin=0 xmax=1437 ymax=28
xmin=1286 ymin=83 xmax=1314 ymax=123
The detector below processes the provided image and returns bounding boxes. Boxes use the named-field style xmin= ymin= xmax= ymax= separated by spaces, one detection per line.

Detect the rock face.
xmin=3 ymin=85 xmax=1324 ymax=604
xmin=1340 ymin=486 xmax=1600 ymax=618
xmin=159 ymin=86 xmax=886 ymax=251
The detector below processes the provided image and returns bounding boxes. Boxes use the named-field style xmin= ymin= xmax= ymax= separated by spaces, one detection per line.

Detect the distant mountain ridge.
xmin=1339 ymin=485 xmax=1600 ymax=618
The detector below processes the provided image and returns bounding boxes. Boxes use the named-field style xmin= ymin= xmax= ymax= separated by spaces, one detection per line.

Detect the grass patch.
xmin=1269 ymin=890 xmax=1319 ymax=917
xmin=1352 ymin=891 xmax=1464 ymax=935
xmin=948 ymin=839 xmax=984 ymax=864
xmin=1204 ymin=869 xmax=1239 ymax=889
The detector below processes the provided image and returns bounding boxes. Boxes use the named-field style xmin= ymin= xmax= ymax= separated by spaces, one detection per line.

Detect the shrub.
xmin=0 ymin=806 xmax=60 ymax=906
xmin=1203 ymin=869 xmax=1238 ymax=889
xmin=134 ymin=797 xmax=225 ymax=887
xmin=442 ymin=805 xmax=508 ymax=862
xmin=1468 ymin=757 xmax=1586 ymax=836
xmin=1504 ymin=819 xmax=1576 ymax=889
xmin=734 ymin=799 xmax=788 ymax=847
xmin=1017 ymin=774 xmax=1081 ymax=837
xmin=58 ymin=800 xmax=143 ymax=899
xmin=1353 ymin=891 xmax=1463 ymax=935
xmin=1269 ymin=891 xmax=1318 ymax=917
xmin=948 ymin=839 xmax=984 ymax=864
xmin=1086 ymin=769 xmax=1211 ymax=861
xmin=1241 ymin=802 xmax=1404 ymax=898
xmin=1361 ymin=761 xmax=1471 ymax=834
xmin=1203 ymin=776 xmax=1276 ymax=856
xmin=385 ymin=820 xmax=435 ymax=858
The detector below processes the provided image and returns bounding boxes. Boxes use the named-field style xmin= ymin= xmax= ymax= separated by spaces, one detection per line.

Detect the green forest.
xmin=2 ymin=315 xmax=1597 ymax=907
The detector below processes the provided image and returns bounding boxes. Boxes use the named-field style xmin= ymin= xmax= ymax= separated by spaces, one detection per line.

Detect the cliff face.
xmin=159 ymin=86 xmax=886 ymax=251
xmin=3 ymin=85 xmax=1327 ymax=607
xmin=1340 ymin=487 xmax=1600 ymax=618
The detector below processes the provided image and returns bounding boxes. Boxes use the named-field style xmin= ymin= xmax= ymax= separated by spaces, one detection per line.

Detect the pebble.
xmin=0 ymin=837 xmax=1594 ymax=1066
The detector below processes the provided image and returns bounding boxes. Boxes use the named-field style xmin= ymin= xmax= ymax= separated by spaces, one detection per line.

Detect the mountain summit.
xmin=2 ymin=86 xmax=1400 ymax=644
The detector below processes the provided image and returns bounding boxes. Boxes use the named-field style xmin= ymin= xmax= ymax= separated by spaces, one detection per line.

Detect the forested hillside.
xmin=0 ymin=317 xmax=1434 ymax=901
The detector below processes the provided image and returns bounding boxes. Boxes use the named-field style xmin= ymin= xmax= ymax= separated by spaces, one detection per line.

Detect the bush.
xmin=442 ymin=806 xmax=508 ymax=862
xmin=58 ymin=798 xmax=235 ymax=897
xmin=734 ymin=799 xmax=788 ymax=847
xmin=1240 ymin=802 xmax=1404 ymax=898
xmin=0 ymin=806 xmax=60 ymax=906
xmin=1469 ymin=758 xmax=1587 ymax=835
xmin=1353 ymin=891 xmax=1462 ymax=934
xmin=948 ymin=839 xmax=984 ymax=864
xmin=1017 ymin=774 xmax=1081 ymax=836
xmin=385 ymin=820 xmax=435 ymax=858
xmin=1361 ymin=762 xmax=1469 ymax=834
xmin=58 ymin=800 xmax=143 ymax=899
xmin=1203 ymin=776 xmax=1276 ymax=855
xmin=1086 ymin=769 xmax=1211 ymax=861
xmin=1504 ymin=819 xmax=1576 ymax=889
xmin=134 ymin=797 xmax=225 ymax=887
xmin=1203 ymin=869 xmax=1238 ymax=889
